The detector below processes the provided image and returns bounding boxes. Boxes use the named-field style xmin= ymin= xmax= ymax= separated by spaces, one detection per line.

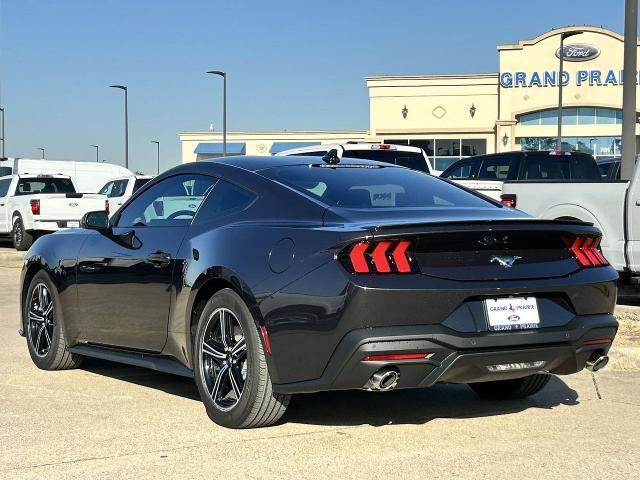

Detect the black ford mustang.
xmin=20 ymin=155 xmax=618 ymax=428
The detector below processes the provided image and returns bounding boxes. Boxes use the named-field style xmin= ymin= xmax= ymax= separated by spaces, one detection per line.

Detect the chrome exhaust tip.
xmin=368 ymin=368 xmax=400 ymax=391
xmin=586 ymin=354 xmax=609 ymax=372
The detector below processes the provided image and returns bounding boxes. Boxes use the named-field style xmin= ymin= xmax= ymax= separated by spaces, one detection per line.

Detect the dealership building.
xmin=179 ymin=26 xmax=640 ymax=171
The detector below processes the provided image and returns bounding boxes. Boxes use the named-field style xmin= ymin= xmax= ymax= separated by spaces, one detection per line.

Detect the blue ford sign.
xmin=556 ymin=43 xmax=601 ymax=62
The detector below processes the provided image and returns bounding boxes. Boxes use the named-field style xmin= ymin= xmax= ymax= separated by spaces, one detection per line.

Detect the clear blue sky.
xmin=0 ymin=0 xmax=630 ymax=173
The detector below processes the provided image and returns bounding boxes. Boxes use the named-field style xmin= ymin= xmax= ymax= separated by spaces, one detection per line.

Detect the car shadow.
xmin=81 ymin=357 xmax=579 ymax=427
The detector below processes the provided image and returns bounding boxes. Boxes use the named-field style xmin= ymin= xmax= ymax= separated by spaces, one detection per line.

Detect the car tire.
xmin=13 ymin=216 xmax=34 ymax=251
xmin=193 ymin=288 xmax=290 ymax=428
xmin=467 ymin=373 xmax=551 ymax=400
xmin=24 ymin=270 xmax=83 ymax=370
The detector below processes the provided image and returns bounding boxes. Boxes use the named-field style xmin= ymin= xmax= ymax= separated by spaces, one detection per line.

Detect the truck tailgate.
xmin=36 ymin=194 xmax=106 ymax=222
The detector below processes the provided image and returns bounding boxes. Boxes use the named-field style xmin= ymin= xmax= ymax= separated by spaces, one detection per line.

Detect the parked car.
xmin=276 ymin=142 xmax=436 ymax=174
xmin=0 ymin=174 xmax=106 ymax=250
xmin=20 ymin=156 xmax=617 ymax=428
xmin=0 ymin=157 xmax=133 ymax=192
xmin=440 ymin=151 xmax=602 ymax=200
xmin=98 ymin=175 xmax=153 ymax=216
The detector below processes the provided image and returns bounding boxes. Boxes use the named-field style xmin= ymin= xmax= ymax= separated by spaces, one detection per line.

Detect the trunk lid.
xmin=326 ymin=207 xmax=596 ymax=280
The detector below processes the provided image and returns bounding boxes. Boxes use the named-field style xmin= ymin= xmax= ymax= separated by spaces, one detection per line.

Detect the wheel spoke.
xmin=43 ymin=301 xmax=53 ymax=317
xmin=231 ymin=337 xmax=246 ymax=359
xmin=29 ymin=312 xmax=45 ymax=323
xmin=219 ymin=310 xmax=231 ymax=348
xmin=38 ymin=285 xmax=45 ymax=310
xmin=229 ymin=366 xmax=244 ymax=398
xmin=35 ymin=325 xmax=45 ymax=352
xmin=210 ymin=363 xmax=229 ymax=400
xmin=202 ymin=340 xmax=225 ymax=361
xmin=43 ymin=326 xmax=52 ymax=348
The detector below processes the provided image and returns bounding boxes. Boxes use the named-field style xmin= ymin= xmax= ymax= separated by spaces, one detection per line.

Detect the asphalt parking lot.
xmin=1 ymin=244 xmax=639 ymax=479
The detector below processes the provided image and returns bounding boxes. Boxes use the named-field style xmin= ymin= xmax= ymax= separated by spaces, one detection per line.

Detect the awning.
xmin=194 ymin=142 xmax=246 ymax=155
xmin=269 ymin=141 xmax=321 ymax=154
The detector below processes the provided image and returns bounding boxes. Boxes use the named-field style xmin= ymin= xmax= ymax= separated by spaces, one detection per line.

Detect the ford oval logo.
xmin=555 ymin=43 xmax=600 ymax=62
xmin=68 ymin=202 xmax=79 ymax=207
xmin=508 ymin=314 xmax=521 ymax=322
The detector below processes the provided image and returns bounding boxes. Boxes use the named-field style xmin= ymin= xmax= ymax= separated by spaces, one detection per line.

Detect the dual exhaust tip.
xmin=586 ymin=353 xmax=609 ymax=372
xmin=367 ymin=368 xmax=400 ymax=391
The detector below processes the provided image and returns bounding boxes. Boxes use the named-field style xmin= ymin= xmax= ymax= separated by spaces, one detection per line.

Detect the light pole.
xmin=109 ymin=85 xmax=129 ymax=169
xmin=621 ymin=0 xmax=638 ymax=180
xmin=557 ymin=30 xmax=583 ymax=152
xmin=36 ymin=147 xmax=45 ymax=159
xmin=90 ymin=144 xmax=99 ymax=163
xmin=0 ymin=107 xmax=5 ymax=158
xmin=206 ymin=70 xmax=227 ymax=156
xmin=151 ymin=140 xmax=160 ymax=174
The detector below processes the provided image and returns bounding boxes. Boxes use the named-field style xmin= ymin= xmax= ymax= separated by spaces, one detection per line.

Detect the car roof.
xmin=275 ymin=142 xmax=424 ymax=156
xmin=200 ymin=155 xmax=396 ymax=172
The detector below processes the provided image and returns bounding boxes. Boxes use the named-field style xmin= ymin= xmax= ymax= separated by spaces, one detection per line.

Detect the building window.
xmin=518 ymin=136 xmax=621 ymax=159
xmin=516 ymin=107 xmax=623 ymax=126
xmin=382 ymin=138 xmax=486 ymax=171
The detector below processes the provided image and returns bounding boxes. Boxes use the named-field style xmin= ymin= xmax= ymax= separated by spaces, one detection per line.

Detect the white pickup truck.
xmin=500 ymin=169 xmax=639 ymax=287
xmin=0 ymin=174 xmax=106 ymax=250
xmin=98 ymin=174 xmax=153 ymax=216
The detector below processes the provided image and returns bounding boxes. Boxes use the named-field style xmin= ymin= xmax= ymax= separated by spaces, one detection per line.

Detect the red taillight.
xmin=566 ymin=235 xmax=608 ymax=267
xmin=105 ymin=199 xmax=110 ymax=216
xmin=30 ymin=199 xmax=40 ymax=215
xmin=344 ymin=239 xmax=414 ymax=274
xmin=362 ymin=353 xmax=433 ymax=362
xmin=500 ymin=194 xmax=517 ymax=208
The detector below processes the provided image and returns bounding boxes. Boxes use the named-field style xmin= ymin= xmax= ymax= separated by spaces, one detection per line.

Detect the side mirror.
xmin=81 ymin=210 xmax=110 ymax=230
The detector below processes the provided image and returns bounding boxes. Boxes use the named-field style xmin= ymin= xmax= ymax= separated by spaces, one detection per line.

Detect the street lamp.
xmin=90 ymin=144 xmax=99 ymax=163
xmin=36 ymin=147 xmax=45 ymax=159
xmin=556 ymin=30 xmax=583 ymax=152
xmin=109 ymin=85 xmax=129 ymax=169
xmin=151 ymin=140 xmax=160 ymax=174
xmin=0 ymin=107 xmax=5 ymax=158
xmin=206 ymin=70 xmax=227 ymax=156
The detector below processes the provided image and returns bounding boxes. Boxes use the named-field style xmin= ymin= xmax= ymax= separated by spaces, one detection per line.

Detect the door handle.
xmin=146 ymin=251 xmax=171 ymax=267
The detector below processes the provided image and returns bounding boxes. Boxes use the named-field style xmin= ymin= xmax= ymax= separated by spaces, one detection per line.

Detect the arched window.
xmin=517 ymin=107 xmax=622 ymax=126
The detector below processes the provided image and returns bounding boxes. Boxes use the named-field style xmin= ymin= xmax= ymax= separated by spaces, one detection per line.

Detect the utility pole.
xmin=621 ymin=0 xmax=638 ymax=180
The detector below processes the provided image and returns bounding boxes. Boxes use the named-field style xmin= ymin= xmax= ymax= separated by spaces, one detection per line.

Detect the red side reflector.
xmin=362 ymin=353 xmax=432 ymax=362
xmin=260 ymin=324 xmax=272 ymax=355
xmin=500 ymin=194 xmax=517 ymax=208
xmin=392 ymin=240 xmax=412 ymax=272
xmin=582 ymin=338 xmax=612 ymax=346
xmin=30 ymin=199 xmax=40 ymax=215
xmin=371 ymin=241 xmax=392 ymax=273
xmin=349 ymin=242 xmax=370 ymax=273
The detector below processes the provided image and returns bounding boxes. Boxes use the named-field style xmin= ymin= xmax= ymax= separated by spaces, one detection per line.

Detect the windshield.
xmin=260 ymin=165 xmax=495 ymax=209
xmin=16 ymin=177 xmax=76 ymax=195
xmin=342 ymin=149 xmax=430 ymax=172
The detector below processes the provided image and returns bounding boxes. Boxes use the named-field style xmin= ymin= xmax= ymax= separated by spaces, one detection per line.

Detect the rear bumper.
xmin=30 ymin=220 xmax=81 ymax=232
xmin=272 ymin=313 xmax=617 ymax=394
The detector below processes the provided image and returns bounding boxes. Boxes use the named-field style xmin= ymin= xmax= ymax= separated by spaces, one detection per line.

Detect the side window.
xmin=0 ymin=178 xmax=11 ymax=197
xmin=98 ymin=181 xmax=114 ymax=196
xmin=109 ymin=179 xmax=128 ymax=198
xmin=116 ymin=174 xmax=216 ymax=228
xmin=441 ymin=160 xmax=480 ymax=179
xmin=133 ymin=178 xmax=150 ymax=193
xmin=193 ymin=180 xmax=256 ymax=224
xmin=478 ymin=156 xmax=515 ymax=180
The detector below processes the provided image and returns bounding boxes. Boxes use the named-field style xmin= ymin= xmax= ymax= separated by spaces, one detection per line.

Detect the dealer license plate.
xmin=484 ymin=297 xmax=540 ymax=331
xmin=66 ymin=221 xmax=80 ymax=228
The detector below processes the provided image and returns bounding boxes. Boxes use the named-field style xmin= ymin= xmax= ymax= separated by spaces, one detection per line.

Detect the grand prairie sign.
xmin=556 ymin=43 xmax=601 ymax=62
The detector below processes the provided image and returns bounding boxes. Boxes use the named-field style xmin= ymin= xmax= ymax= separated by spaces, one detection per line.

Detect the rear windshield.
xmin=16 ymin=177 xmax=76 ymax=195
xmin=260 ymin=165 xmax=495 ymax=209
xmin=342 ymin=149 xmax=430 ymax=172
xmin=522 ymin=153 xmax=601 ymax=180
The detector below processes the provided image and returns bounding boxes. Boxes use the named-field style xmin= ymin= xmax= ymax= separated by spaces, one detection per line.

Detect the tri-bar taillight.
xmin=342 ymin=239 xmax=414 ymax=274
xmin=566 ymin=235 xmax=608 ymax=267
